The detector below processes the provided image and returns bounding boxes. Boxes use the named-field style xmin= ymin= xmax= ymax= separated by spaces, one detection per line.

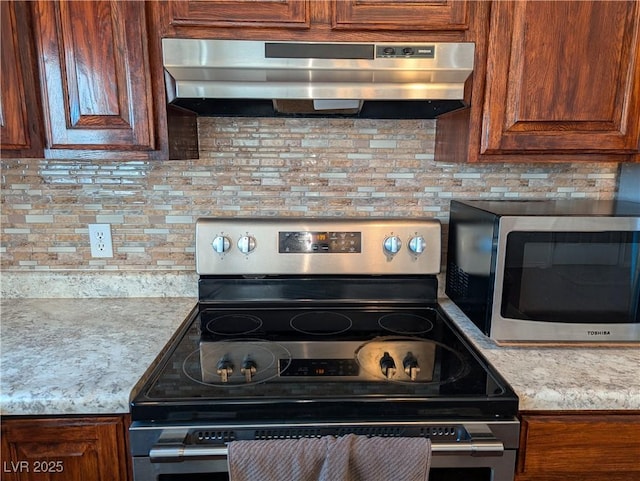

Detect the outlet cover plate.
xmin=88 ymin=224 xmax=113 ymax=258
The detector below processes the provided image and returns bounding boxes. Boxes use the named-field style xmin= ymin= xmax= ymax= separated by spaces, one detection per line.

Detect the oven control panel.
xmin=196 ymin=218 xmax=441 ymax=275
xmin=199 ymin=339 xmax=437 ymax=384
xmin=279 ymin=231 xmax=362 ymax=254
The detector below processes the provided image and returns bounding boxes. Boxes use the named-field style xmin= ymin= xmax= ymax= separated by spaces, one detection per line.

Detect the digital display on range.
xmin=279 ymin=231 xmax=362 ymax=253
xmin=279 ymin=359 xmax=360 ymax=377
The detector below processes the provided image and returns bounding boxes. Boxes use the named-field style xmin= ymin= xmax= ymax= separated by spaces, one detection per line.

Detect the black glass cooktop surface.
xmin=130 ymin=302 xmax=518 ymax=422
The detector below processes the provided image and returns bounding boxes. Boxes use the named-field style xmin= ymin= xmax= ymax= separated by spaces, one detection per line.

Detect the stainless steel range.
xmin=130 ymin=218 xmax=519 ymax=481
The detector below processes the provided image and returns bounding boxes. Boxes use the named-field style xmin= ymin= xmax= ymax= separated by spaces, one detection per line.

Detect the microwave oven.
xmin=445 ymin=199 xmax=640 ymax=343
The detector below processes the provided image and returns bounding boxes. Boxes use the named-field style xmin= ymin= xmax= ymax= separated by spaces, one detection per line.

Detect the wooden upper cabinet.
xmin=332 ymin=0 xmax=469 ymax=31
xmin=482 ymin=0 xmax=640 ymax=157
xmin=436 ymin=0 xmax=640 ymax=163
xmin=31 ymin=0 xmax=168 ymax=159
xmin=155 ymin=1 xmax=471 ymax=40
xmin=161 ymin=0 xmax=311 ymax=31
xmin=0 ymin=1 xmax=44 ymax=158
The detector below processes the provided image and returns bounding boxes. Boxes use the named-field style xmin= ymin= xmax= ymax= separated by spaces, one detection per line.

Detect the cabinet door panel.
xmin=482 ymin=0 xmax=640 ymax=154
xmin=1 ymin=416 xmax=129 ymax=481
xmin=516 ymin=413 xmax=640 ymax=481
xmin=32 ymin=0 xmax=156 ymax=154
xmin=332 ymin=0 xmax=468 ymax=31
xmin=166 ymin=0 xmax=310 ymax=29
xmin=13 ymin=441 xmax=99 ymax=481
xmin=0 ymin=1 xmax=44 ymax=157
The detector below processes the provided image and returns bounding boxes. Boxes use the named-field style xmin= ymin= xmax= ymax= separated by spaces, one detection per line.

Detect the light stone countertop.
xmin=439 ymin=298 xmax=640 ymax=411
xmin=1 ymin=297 xmax=196 ymax=415
xmin=1 ymin=292 xmax=639 ymax=416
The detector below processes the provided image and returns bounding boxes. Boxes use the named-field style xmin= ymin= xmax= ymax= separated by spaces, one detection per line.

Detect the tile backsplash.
xmin=1 ymin=117 xmax=618 ymax=271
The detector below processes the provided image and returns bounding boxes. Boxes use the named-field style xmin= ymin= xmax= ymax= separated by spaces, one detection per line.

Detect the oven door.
xmin=491 ymin=217 xmax=640 ymax=342
xmin=131 ymin=421 xmax=519 ymax=481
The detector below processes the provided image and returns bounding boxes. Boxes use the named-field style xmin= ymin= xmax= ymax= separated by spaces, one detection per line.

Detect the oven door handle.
xmin=437 ymin=439 xmax=505 ymax=457
xmin=149 ymin=438 xmax=504 ymax=463
xmin=150 ymin=444 xmax=228 ymax=462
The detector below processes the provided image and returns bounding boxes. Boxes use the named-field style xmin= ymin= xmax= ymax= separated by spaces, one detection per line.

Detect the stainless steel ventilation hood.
xmin=162 ymin=39 xmax=475 ymax=118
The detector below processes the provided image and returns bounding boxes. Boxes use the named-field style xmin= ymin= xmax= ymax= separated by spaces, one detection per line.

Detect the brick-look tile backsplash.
xmin=1 ymin=118 xmax=618 ymax=271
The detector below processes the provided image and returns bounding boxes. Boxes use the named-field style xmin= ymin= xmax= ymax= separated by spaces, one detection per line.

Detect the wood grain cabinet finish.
xmin=332 ymin=0 xmax=469 ymax=31
xmin=155 ymin=0 xmax=471 ymax=40
xmin=516 ymin=413 xmax=640 ymax=481
xmin=160 ymin=0 xmax=311 ymax=30
xmin=436 ymin=0 xmax=640 ymax=163
xmin=0 ymin=1 xmax=44 ymax=158
xmin=483 ymin=0 xmax=640 ymax=156
xmin=31 ymin=0 xmax=168 ymax=160
xmin=1 ymin=416 xmax=130 ymax=481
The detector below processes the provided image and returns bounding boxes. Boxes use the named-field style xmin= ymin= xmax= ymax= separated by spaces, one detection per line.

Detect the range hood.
xmin=162 ymin=39 xmax=475 ymax=118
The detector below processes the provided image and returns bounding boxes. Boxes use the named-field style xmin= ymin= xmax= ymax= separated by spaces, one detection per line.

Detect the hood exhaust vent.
xmin=162 ymin=39 xmax=475 ymax=118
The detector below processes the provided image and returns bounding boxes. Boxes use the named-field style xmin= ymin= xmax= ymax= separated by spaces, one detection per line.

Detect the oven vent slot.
xmin=255 ymin=428 xmax=325 ymax=440
xmin=254 ymin=427 xmax=406 ymax=439
xmin=250 ymin=425 xmax=463 ymax=441
xmin=335 ymin=427 xmax=404 ymax=438
xmin=192 ymin=425 xmax=464 ymax=444
xmin=195 ymin=430 xmax=236 ymax=443
xmin=446 ymin=262 xmax=470 ymax=298
xmin=420 ymin=426 xmax=462 ymax=440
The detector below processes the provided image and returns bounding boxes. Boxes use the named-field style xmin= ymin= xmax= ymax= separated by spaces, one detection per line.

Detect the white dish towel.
xmin=228 ymin=434 xmax=432 ymax=481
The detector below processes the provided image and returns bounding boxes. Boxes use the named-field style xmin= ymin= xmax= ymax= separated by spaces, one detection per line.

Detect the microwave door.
xmin=491 ymin=217 xmax=640 ymax=342
xmin=511 ymin=238 xmax=633 ymax=322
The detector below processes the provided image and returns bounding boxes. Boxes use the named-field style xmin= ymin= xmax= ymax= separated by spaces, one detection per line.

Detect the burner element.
xmin=378 ymin=313 xmax=434 ymax=335
xmin=205 ymin=314 xmax=263 ymax=336
xmin=290 ymin=311 xmax=353 ymax=335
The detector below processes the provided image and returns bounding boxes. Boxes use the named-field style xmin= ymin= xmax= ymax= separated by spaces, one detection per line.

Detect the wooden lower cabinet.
xmin=1 ymin=415 xmax=130 ymax=481
xmin=516 ymin=412 xmax=640 ymax=481
xmin=3 ymin=412 xmax=638 ymax=480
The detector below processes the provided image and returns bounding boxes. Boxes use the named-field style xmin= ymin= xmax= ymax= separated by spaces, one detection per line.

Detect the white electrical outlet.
xmin=88 ymin=224 xmax=114 ymax=258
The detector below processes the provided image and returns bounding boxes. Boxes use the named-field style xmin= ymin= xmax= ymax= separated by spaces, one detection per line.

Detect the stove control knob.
xmin=216 ymin=357 xmax=234 ymax=383
xmin=380 ymin=351 xmax=397 ymax=379
xmin=383 ymin=236 xmax=402 ymax=255
xmin=408 ymin=236 xmax=426 ymax=255
xmin=403 ymin=352 xmax=421 ymax=381
xmin=212 ymin=235 xmax=231 ymax=254
xmin=237 ymin=235 xmax=257 ymax=254
xmin=241 ymin=357 xmax=257 ymax=383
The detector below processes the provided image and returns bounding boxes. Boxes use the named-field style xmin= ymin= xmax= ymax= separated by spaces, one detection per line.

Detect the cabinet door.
xmin=482 ymin=0 xmax=640 ymax=156
xmin=0 ymin=1 xmax=44 ymax=158
xmin=516 ymin=413 xmax=640 ymax=481
xmin=332 ymin=0 xmax=468 ymax=31
xmin=162 ymin=0 xmax=310 ymax=29
xmin=1 ymin=416 xmax=129 ymax=481
xmin=31 ymin=0 xmax=160 ymax=159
